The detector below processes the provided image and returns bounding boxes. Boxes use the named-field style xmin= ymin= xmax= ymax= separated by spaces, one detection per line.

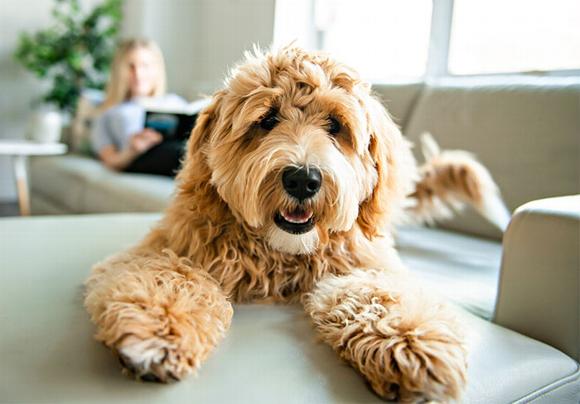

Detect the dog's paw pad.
xmin=139 ymin=373 xmax=163 ymax=383
xmin=117 ymin=353 xmax=137 ymax=373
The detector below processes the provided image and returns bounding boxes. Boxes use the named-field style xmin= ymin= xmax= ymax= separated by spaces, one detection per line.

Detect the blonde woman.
xmin=91 ymin=38 xmax=187 ymax=176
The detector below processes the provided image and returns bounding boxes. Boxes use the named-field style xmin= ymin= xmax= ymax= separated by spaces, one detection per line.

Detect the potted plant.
xmin=14 ymin=0 xmax=122 ymax=143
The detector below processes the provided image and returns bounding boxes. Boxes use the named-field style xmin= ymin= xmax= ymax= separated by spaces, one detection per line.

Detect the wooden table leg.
xmin=12 ymin=155 xmax=30 ymax=216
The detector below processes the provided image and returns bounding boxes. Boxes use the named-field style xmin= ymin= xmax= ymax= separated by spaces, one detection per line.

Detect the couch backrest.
xmin=372 ymin=82 xmax=425 ymax=129
xmin=400 ymin=77 xmax=580 ymax=239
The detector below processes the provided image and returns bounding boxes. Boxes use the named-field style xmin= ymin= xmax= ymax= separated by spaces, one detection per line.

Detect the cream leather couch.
xmin=15 ymin=77 xmax=578 ymax=402
xmin=0 ymin=208 xmax=578 ymax=403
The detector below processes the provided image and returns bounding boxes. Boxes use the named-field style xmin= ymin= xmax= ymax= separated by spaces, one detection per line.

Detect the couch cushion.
xmin=404 ymin=76 xmax=580 ymax=239
xmin=0 ymin=214 xmax=578 ymax=403
xmin=82 ymin=172 xmax=174 ymax=213
xmin=397 ymin=225 xmax=502 ymax=320
xmin=30 ymin=193 xmax=73 ymax=215
xmin=30 ymin=154 xmax=105 ymax=213
xmin=30 ymin=154 xmax=175 ymax=214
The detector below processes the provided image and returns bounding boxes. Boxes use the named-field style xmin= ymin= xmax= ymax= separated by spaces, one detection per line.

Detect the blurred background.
xmin=0 ymin=0 xmax=578 ymax=204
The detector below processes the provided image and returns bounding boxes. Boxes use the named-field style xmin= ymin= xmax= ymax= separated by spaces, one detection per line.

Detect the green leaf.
xmin=12 ymin=0 xmax=122 ymax=112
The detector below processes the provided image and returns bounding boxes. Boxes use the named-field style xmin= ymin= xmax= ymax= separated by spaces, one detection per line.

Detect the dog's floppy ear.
xmin=356 ymin=95 xmax=416 ymax=239
xmin=161 ymin=92 xmax=227 ymax=253
xmin=178 ymin=91 xmax=225 ymax=186
xmin=185 ymin=90 xmax=226 ymax=160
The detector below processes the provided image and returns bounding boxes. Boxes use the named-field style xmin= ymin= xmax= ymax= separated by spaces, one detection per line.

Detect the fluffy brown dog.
xmin=85 ymin=46 xmax=507 ymax=402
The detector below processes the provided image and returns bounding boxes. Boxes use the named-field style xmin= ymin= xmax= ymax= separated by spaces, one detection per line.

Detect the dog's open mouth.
xmin=274 ymin=207 xmax=315 ymax=234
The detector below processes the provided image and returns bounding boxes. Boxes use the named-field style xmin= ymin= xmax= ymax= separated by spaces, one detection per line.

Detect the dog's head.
xmin=180 ymin=46 xmax=415 ymax=255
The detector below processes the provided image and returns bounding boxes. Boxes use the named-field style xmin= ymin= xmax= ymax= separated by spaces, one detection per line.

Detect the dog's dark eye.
xmin=259 ymin=109 xmax=279 ymax=131
xmin=328 ymin=116 xmax=341 ymax=135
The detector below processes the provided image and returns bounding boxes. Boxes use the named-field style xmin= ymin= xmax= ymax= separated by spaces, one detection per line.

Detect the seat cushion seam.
xmin=514 ymin=365 xmax=580 ymax=403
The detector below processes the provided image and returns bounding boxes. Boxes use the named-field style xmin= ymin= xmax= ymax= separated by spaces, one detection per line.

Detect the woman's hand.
xmin=98 ymin=129 xmax=162 ymax=171
xmin=129 ymin=128 xmax=163 ymax=154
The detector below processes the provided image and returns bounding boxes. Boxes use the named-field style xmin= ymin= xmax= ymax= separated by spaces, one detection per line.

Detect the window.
xmin=274 ymin=0 xmax=432 ymax=81
xmin=273 ymin=0 xmax=580 ymax=81
xmin=315 ymin=0 xmax=432 ymax=81
xmin=449 ymin=0 xmax=580 ymax=75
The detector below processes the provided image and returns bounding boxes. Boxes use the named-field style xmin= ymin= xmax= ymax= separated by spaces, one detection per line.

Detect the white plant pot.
xmin=29 ymin=108 xmax=63 ymax=143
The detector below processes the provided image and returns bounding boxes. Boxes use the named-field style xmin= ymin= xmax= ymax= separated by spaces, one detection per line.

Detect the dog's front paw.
xmin=364 ymin=325 xmax=467 ymax=403
xmin=306 ymin=270 xmax=467 ymax=402
xmin=354 ymin=302 xmax=468 ymax=403
xmin=115 ymin=335 xmax=192 ymax=383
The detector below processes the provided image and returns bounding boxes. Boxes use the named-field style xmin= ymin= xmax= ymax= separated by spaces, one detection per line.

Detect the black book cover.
xmin=145 ymin=111 xmax=198 ymax=140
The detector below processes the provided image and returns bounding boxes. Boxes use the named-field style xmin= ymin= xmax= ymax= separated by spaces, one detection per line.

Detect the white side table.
xmin=0 ymin=140 xmax=67 ymax=216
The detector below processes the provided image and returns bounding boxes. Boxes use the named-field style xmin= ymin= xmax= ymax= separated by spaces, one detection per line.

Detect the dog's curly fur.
xmin=83 ymin=46 xmax=486 ymax=402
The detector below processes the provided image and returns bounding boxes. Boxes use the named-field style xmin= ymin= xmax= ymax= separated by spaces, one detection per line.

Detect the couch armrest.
xmin=494 ymin=195 xmax=579 ymax=361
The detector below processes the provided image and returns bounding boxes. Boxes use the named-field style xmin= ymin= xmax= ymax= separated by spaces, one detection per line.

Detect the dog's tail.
xmin=404 ymin=133 xmax=511 ymax=231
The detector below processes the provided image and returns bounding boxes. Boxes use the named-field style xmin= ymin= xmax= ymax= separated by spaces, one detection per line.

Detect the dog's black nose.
xmin=282 ymin=166 xmax=322 ymax=200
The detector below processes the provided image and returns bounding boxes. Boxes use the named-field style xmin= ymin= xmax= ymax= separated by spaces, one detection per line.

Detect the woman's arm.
xmin=98 ymin=128 xmax=162 ymax=171
xmin=98 ymin=145 xmax=139 ymax=171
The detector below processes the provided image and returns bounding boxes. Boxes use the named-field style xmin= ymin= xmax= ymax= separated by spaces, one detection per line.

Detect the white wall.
xmin=193 ymin=0 xmax=276 ymax=96
xmin=123 ymin=0 xmax=205 ymax=97
xmin=125 ymin=0 xmax=276 ymax=98
xmin=0 ymin=0 xmax=276 ymax=202
xmin=121 ymin=0 xmax=275 ymax=98
xmin=0 ymin=0 xmax=54 ymax=200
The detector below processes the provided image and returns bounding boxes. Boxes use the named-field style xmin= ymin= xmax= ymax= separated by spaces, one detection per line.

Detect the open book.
xmin=139 ymin=98 xmax=212 ymax=141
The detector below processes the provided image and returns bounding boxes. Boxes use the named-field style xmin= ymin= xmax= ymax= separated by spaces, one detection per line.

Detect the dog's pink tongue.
xmin=282 ymin=208 xmax=313 ymax=224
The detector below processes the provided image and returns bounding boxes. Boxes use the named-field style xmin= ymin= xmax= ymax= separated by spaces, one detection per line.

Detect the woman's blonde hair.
xmin=101 ymin=38 xmax=167 ymax=110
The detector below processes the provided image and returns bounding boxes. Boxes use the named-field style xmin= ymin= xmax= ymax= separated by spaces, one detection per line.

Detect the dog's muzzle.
xmin=274 ymin=166 xmax=321 ymax=234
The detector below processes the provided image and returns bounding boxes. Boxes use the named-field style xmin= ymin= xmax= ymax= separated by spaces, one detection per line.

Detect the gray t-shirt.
xmin=90 ymin=94 xmax=186 ymax=153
